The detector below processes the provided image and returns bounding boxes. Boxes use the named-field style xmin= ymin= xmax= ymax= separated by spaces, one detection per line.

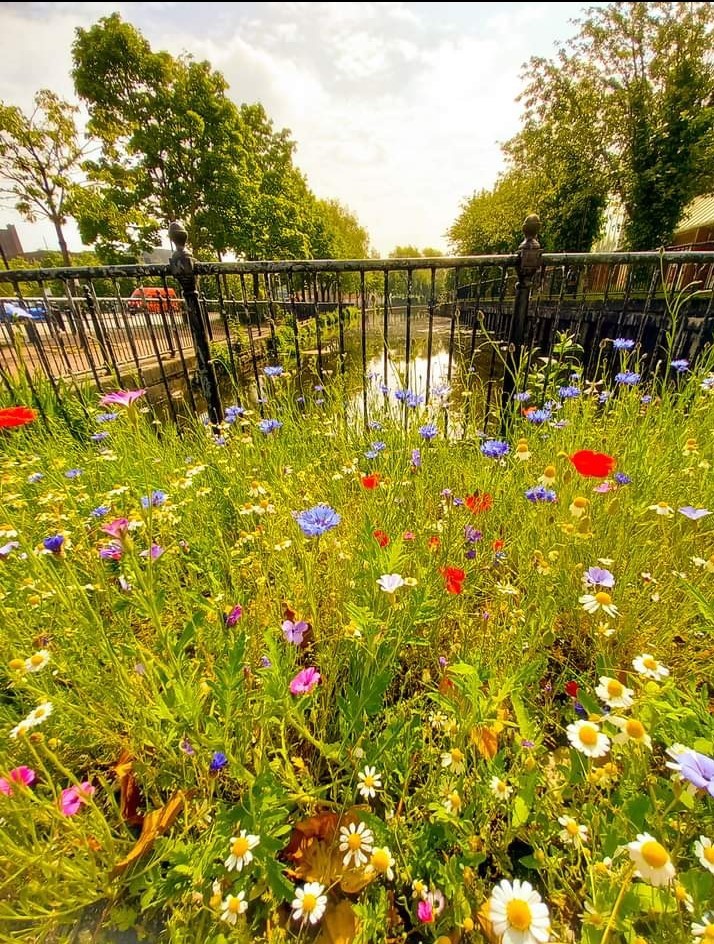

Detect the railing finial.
xmin=168 ymin=221 xmax=188 ymax=251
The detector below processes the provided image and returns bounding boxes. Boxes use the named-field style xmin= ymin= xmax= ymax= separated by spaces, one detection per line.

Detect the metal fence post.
xmin=168 ymin=221 xmax=223 ymax=426
xmin=501 ymin=214 xmax=542 ymax=421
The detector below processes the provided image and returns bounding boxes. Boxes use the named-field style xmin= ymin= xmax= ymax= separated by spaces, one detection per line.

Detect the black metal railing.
xmin=1 ymin=217 xmax=713 ymax=430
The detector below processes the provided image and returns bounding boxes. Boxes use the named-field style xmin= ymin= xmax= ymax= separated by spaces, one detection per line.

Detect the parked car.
xmin=126 ymin=286 xmax=181 ymax=315
xmin=0 ymin=300 xmax=47 ymax=322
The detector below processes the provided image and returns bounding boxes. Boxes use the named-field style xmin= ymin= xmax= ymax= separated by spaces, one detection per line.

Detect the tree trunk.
xmin=52 ymin=217 xmax=71 ymax=266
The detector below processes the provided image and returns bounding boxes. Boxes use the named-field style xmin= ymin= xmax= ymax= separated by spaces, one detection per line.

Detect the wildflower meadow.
xmin=0 ymin=352 xmax=713 ymax=944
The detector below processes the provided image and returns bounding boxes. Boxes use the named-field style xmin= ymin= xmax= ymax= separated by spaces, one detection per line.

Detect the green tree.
xmin=0 ymin=90 xmax=90 ymax=265
xmin=448 ymin=170 xmax=538 ymax=255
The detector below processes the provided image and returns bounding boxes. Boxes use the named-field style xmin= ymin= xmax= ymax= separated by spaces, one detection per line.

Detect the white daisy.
xmin=9 ymin=718 xmax=33 ymax=739
xmin=488 ymin=878 xmax=551 ymax=944
xmin=627 ymin=833 xmax=676 ymax=887
xmin=648 ymin=502 xmax=674 ymax=517
xmin=357 ymin=765 xmax=382 ymax=800
xmin=579 ymin=592 xmax=619 ymax=617
xmin=412 ymin=878 xmax=429 ymax=899
xmin=224 ymin=829 xmax=260 ymax=872
xmin=632 ymin=653 xmax=670 ymax=681
xmin=366 ymin=846 xmax=395 ymax=881
xmin=377 ymin=573 xmax=405 ymax=593
xmin=694 ymin=836 xmax=714 ymax=875
xmin=569 ymin=496 xmax=589 ymax=518
xmin=27 ymin=701 xmax=53 ymax=726
xmin=691 ymin=913 xmax=714 ymax=942
xmin=566 ymin=720 xmax=610 ymax=758
xmin=610 ymin=716 xmax=652 ymax=749
xmin=595 ymin=676 xmax=634 ymax=709
xmin=291 ymin=881 xmax=327 ymax=925
xmin=441 ymin=747 xmax=466 ymax=774
xmin=220 ymin=892 xmax=247 ymax=925
xmin=339 ymin=821 xmax=374 ymax=867
xmin=443 ymin=789 xmax=462 ymax=815
xmin=24 ymin=650 xmax=50 ymax=673
xmin=558 ymin=815 xmax=589 ymax=846
xmin=490 ymin=776 xmax=513 ymax=800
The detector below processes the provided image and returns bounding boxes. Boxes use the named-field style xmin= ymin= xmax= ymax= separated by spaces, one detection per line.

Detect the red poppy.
xmin=492 ymin=538 xmax=505 ymax=552
xmin=0 ymin=406 xmax=37 ymax=429
xmin=373 ymin=529 xmax=389 ymax=548
xmin=361 ymin=473 xmax=381 ymax=490
xmin=569 ymin=450 xmax=616 ymax=478
xmin=565 ymin=681 xmax=579 ymax=699
xmin=428 ymin=535 xmax=441 ymax=550
xmin=441 ymin=565 xmax=465 ymax=595
xmin=465 ymin=492 xmax=493 ymax=514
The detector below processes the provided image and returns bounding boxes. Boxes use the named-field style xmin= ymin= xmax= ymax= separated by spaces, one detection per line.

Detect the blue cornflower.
xmin=295 ymin=504 xmax=341 ymax=537
xmin=209 ymin=751 xmax=228 ymax=772
xmin=27 ymin=472 xmax=43 ymax=483
xmin=394 ymin=389 xmax=408 ymax=402
xmin=65 ymin=468 xmax=83 ymax=479
xmin=526 ymin=408 xmax=552 ymax=424
xmin=91 ymin=432 xmax=109 ymax=442
xmin=614 ymin=472 xmax=631 ymax=485
xmin=224 ymin=405 xmax=245 ymax=424
xmin=263 ymin=365 xmax=284 ymax=377
xmin=406 ymin=391 xmax=424 ymax=408
xmin=612 ymin=338 xmax=635 ymax=350
xmin=90 ymin=505 xmax=110 ymax=518
xmin=258 ymin=418 xmax=282 ymax=434
xmin=599 ymin=391 xmax=612 ymax=403
xmin=96 ymin=412 xmax=119 ymax=423
xmin=481 ymin=439 xmax=510 ymax=459
xmin=260 ymin=656 xmax=272 ymax=668
xmin=419 ymin=423 xmax=438 ymax=440
xmin=379 ymin=384 xmax=390 ymax=395
xmin=43 ymin=534 xmax=65 ymax=553
xmin=670 ymin=358 xmax=689 ymax=373
xmin=370 ymin=441 xmax=387 ymax=453
xmin=296 ymin=396 xmax=306 ymax=404
xmin=431 ymin=384 xmax=451 ymax=399
xmin=411 ymin=448 xmax=421 ymax=468
xmin=464 ymin=526 xmax=482 ymax=543
xmin=525 ymin=485 xmax=557 ymax=503
xmin=314 ymin=384 xmax=324 ymax=392
xmin=364 ymin=449 xmax=379 ymax=459
xmin=615 ymin=371 xmax=640 ymax=385
xmin=141 ymin=490 xmax=167 ymax=509
xmin=641 ymin=395 xmax=652 ymax=404
xmin=368 ymin=421 xmax=382 ymax=430
xmin=558 ymin=386 xmax=581 ymax=399
xmin=512 ymin=391 xmax=531 ymax=402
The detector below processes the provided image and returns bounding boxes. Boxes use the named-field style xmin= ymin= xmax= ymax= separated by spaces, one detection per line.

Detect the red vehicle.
xmin=127 ymin=287 xmax=181 ymax=314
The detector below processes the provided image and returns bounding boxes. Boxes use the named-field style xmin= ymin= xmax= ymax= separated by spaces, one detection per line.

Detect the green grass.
xmin=0 ymin=360 xmax=712 ymax=944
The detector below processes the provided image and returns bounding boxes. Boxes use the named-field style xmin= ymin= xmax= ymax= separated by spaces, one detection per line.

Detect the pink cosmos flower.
xmin=99 ymin=389 xmax=146 ymax=408
xmin=60 ymin=781 xmax=95 ymax=816
xmin=101 ymin=518 xmax=129 ymax=539
xmin=0 ymin=765 xmax=36 ymax=796
xmin=289 ymin=667 xmax=321 ymax=695
xmin=417 ymin=900 xmax=434 ymax=923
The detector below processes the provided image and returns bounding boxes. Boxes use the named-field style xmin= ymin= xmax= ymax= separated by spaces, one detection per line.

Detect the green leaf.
xmin=512 ymin=795 xmax=530 ymax=827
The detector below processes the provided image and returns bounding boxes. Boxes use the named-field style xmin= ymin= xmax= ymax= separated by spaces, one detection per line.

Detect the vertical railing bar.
xmin=162 ymin=274 xmax=196 ymax=414
xmin=382 ymin=270 xmax=389 ymax=392
xmin=444 ymin=268 xmax=460 ymax=439
xmin=312 ymin=272 xmax=324 ymax=381
xmin=65 ymin=280 xmax=103 ymax=391
xmin=286 ymin=271 xmax=302 ymax=374
xmin=88 ymin=283 xmax=123 ymax=386
xmin=112 ymin=279 xmax=148 ymax=389
xmin=214 ymin=274 xmax=237 ymax=380
xmin=263 ymin=273 xmax=279 ymax=360
xmin=425 ymin=268 xmax=436 ymax=405
xmin=467 ymin=268 xmax=484 ymax=361
xmin=336 ymin=272 xmax=346 ymax=376
xmin=404 ymin=268 xmax=412 ymax=391
xmin=38 ymin=279 xmax=75 ymax=379
xmin=360 ymin=270 xmax=368 ymax=426
xmin=239 ymin=272 xmax=264 ymax=415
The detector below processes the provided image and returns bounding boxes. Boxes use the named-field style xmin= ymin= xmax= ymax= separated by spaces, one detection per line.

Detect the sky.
xmin=0 ymin=1 xmax=597 ymax=256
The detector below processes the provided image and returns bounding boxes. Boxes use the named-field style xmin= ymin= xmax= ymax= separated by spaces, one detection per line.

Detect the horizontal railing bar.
xmin=3 ymin=250 xmax=714 ymax=284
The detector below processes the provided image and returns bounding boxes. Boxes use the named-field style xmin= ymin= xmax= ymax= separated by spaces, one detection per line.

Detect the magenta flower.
xmin=102 ymin=518 xmax=129 ymax=539
xmin=417 ymin=900 xmax=434 ymax=923
xmin=60 ymin=781 xmax=95 ymax=816
xmin=289 ymin=666 xmax=321 ymax=695
xmin=0 ymin=765 xmax=36 ymax=796
xmin=99 ymin=389 xmax=146 ymax=408
xmin=99 ymin=542 xmax=123 ymax=561
xmin=224 ymin=605 xmax=242 ymax=628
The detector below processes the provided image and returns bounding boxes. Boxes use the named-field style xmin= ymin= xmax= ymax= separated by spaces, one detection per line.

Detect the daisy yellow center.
xmin=34 ymin=707 xmax=48 ymax=719
xmin=451 ymin=749 xmax=464 ymax=763
xmin=657 ymin=502 xmax=669 ymax=510
xmin=231 ymin=837 xmax=250 ymax=858
xmin=643 ymin=656 xmax=658 ymax=670
xmin=579 ymin=724 xmax=599 ymax=747
xmin=301 ymin=893 xmax=318 ymax=914
xmin=371 ymin=849 xmax=390 ymax=872
xmin=544 ymin=466 xmax=556 ymax=478
xmin=506 ymin=899 xmax=533 ymax=931
xmin=573 ymin=497 xmax=588 ymax=508
xmin=703 ymin=924 xmax=714 ymax=941
xmin=363 ymin=775 xmax=375 ymax=788
xmin=449 ymin=792 xmax=461 ymax=809
xmin=517 ymin=443 xmax=529 ymax=452
xmin=347 ymin=832 xmax=363 ymax=851
xmin=595 ymin=592 xmax=612 ymax=605
xmin=686 ymin=439 xmax=697 ymax=447
xmin=566 ymin=820 xmax=580 ymax=836
xmin=641 ymin=840 xmax=669 ymax=869
xmin=29 ymin=654 xmax=45 ymax=666
xmin=625 ymin=719 xmax=645 ymax=739
xmin=607 ymin=680 xmax=623 ymax=697
xmin=703 ymin=846 xmax=714 ymax=864
xmin=228 ymin=897 xmax=242 ymax=914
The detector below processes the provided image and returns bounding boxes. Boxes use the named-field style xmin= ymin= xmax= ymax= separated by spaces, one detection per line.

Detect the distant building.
xmin=141 ymin=247 xmax=172 ymax=264
xmin=593 ymin=194 xmax=714 ymax=252
xmin=0 ymin=224 xmax=23 ymax=262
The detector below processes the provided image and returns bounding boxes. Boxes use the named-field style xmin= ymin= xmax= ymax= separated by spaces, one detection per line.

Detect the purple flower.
xmin=438 ymin=656 xmax=448 ymax=668
xmin=574 ymin=701 xmax=587 ymax=717
xmin=584 ymin=566 xmax=615 ymax=588
xmin=368 ymin=421 xmax=382 ymax=430
xmin=525 ymin=408 xmax=552 ymax=424
xmin=613 ymin=338 xmax=635 ymax=350
xmin=615 ymin=371 xmax=640 ymax=386
xmin=141 ymin=490 xmax=167 ymax=509
xmin=209 ymin=751 xmax=228 ymax=772
xmin=670 ymin=359 xmax=689 ymax=373
xmin=258 ymin=418 xmax=282 ymax=434
xmin=282 ymin=619 xmax=308 ymax=645
xmin=481 ymin=439 xmax=510 ymax=459
xmin=214 ymin=435 xmax=226 ymax=446
xmin=91 ymin=432 xmax=109 ymax=442
xmin=525 ymin=485 xmax=557 ymax=503
xmin=598 ymin=391 xmax=612 ymax=404
xmin=512 ymin=391 xmax=531 ymax=402
xmin=419 ymin=423 xmax=438 ymax=440
xmin=314 ymin=384 xmax=324 ymax=392
xmin=678 ymin=750 xmax=714 ymax=796
xmin=614 ymin=473 xmax=631 ymax=485
xmin=558 ymin=386 xmax=580 ymax=399
xmin=65 ymin=468 xmax=83 ymax=479
xmin=365 ymin=449 xmax=379 ymax=459
xmin=140 ymin=544 xmax=164 ymax=560
xmin=411 ymin=448 xmax=422 ymax=468
xmin=263 ymin=365 xmax=284 ymax=377
xmin=180 ymin=737 xmax=195 ymax=756
xmin=43 ymin=534 xmax=64 ymax=554
xmin=90 ymin=506 xmax=110 ymax=518
xmin=99 ymin=542 xmax=123 ymax=561
xmin=464 ymin=526 xmax=482 ymax=543
xmin=224 ymin=405 xmax=245 ymax=424
xmin=379 ymin=383 xmax=390 ymax=396
xmin=295 ymin=504 xmax=341 ymax=537
xmin=0 ymin=541 xmax=20 ymax=558
xmin=641 ymin=395 xmax=653 ymax=404
xmin=406 ymin=392 xmax=424 ymax=408
xmin=370 ymin=441 xmax=386 ymax=453
xmin=224 ymin=605 xmax=243 ymax=628
xmin=290 ymin=666 xmax=321 ymax=695
xmin=259 ymin=656 xmax=272 ymax=668
xmin=465 ymin=548 xmax=477 ymax=559
xmin=102 ymin=518 xmax=129 ymax=539
xmin=27 ymin=472 xmax=44 ymax=483
xmin=394 ymin=389 xmax=408 ymax=402
xmin=521 ymin=739 xmax=535 ymax=749
xmin=99 ymin=389 xmax=146 ymax=408
xmin=678 ymin=506 xmax=710 ymax=520
xmin=593 ymin=481 xmax=612 ymax=493
xmin=96 ymin=412 xmax=119 ymax=423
